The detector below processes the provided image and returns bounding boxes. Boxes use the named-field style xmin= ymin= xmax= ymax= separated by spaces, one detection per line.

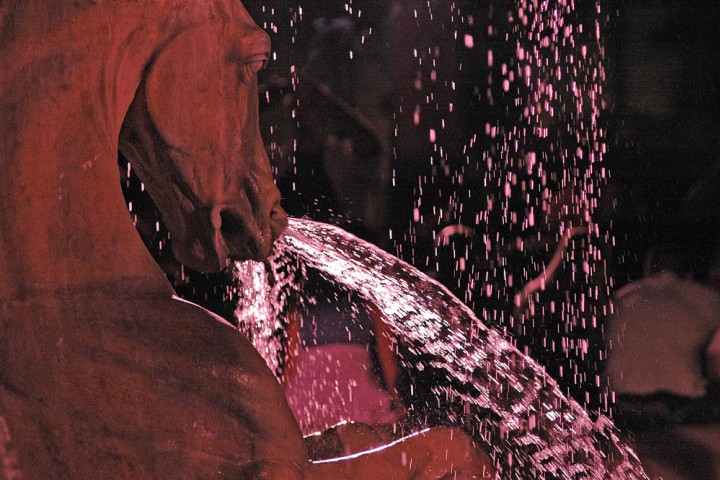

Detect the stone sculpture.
xmin=0 ymin=1 xmax=492 ymax=478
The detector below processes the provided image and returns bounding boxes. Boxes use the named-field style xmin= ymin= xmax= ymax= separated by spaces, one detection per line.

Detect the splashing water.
xmin=235 ymin=218 xmax=648 ymax=479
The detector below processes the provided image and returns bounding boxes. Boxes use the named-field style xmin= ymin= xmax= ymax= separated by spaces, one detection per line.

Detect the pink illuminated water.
xmin=235 ymin=218 xmax=648 ymax=479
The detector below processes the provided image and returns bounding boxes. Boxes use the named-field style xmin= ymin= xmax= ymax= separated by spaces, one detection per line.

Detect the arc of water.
xmin=250 ymin=218 xmax=649 ymax=479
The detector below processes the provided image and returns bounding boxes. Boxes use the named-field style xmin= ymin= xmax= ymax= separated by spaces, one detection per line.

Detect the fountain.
xmin=0 ymin=1 xmax=501 ymax=478
xmin=0 ymin=0 xmax=655 ymax=477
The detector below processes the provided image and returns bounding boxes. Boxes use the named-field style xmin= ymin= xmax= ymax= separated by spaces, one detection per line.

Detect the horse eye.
xmin=239 ymin=57 xmax=267 ymax=84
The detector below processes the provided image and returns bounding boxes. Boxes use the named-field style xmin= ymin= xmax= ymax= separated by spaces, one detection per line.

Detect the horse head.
xmin=119 ymin=21 xmax=287 ymax=272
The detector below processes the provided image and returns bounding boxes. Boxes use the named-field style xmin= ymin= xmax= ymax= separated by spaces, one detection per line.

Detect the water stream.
xmin=235 ymin=218 xmax=648 ymax=479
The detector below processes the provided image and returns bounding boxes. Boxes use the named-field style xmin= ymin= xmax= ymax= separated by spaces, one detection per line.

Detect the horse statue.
xmin=0 ymin=1 xmax=493 ymax=478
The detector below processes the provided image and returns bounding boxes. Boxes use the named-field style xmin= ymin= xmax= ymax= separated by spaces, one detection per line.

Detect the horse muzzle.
xmin=170 ymin=194 xmax=287 ymax=272
xmin=218 ymin=196 xmax=288 ymax=264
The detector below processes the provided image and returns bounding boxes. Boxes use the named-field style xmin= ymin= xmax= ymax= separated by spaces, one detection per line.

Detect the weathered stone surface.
xmin=0 ymin=293 xmax=307 ymax=478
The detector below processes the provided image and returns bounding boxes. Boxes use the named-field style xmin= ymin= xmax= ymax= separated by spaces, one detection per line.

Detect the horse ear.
xmin=143 ymin=23 xmax=270 ymax=150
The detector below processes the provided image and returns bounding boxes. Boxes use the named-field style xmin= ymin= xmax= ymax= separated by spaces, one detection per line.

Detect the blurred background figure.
xmin=605 ymin=244 xmax=720 ymax=479
xmin=605 ymin=244 xmax=720 ymax=427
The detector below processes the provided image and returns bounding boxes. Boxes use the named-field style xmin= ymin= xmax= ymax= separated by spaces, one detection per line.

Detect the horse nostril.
xmin=270 ymin=202 xmax=288 ymax=232
xmin=219 ymin=209 xmax=244 ymax=240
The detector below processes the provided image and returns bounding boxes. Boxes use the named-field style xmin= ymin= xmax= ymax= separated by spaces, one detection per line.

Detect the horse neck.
xmin=0 ymin=123 xmax=174 ymax=303
xmin=0 ymin=3 xmax=189 ymax=303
